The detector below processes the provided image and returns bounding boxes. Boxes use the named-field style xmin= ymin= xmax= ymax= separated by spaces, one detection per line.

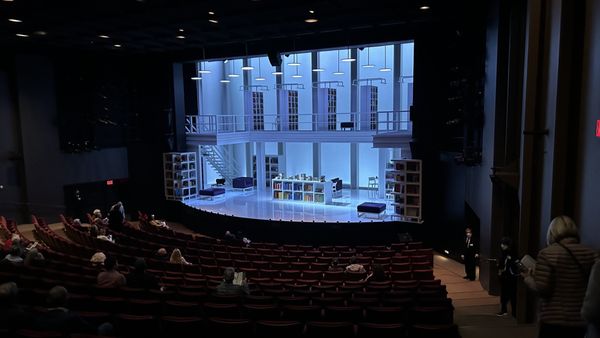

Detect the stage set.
xmin=163 ymin=42 xmax=422 ymax=230
xmin=184 ymin=187 xmax=390 ymax=223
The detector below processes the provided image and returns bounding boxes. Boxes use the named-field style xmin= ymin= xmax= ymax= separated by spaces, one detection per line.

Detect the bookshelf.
xmin=253 ymin=155 xmax=280 ymax=187
xmin=163 ymin=152 xmax=197 ymax=201
xmin=272 ymin=178 xmax=333 ymax=205
xmin=385 ymin=159 xmax=422 ymax=223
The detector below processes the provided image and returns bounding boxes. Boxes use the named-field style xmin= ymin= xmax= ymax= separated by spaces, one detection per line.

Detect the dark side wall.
xmin=0 ymin=55 xmax=129 ymax=222
xmin=575 ymin=0 xmax=600 ymax=249
xmin=0 ymin=51 xmax=189 ymax=224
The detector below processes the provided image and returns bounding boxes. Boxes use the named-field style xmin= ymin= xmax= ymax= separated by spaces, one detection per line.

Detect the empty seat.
xmin=207 ymin=318 xmax=252 ymax=336
xmin=306 ymin=321 xmax=354 ymax=338
xmin=164 ymin=301 xmax=200 ymax=316
xmin=282 ymin=305 xmax=322 ymax=322
xmin=357 ymin=322 xmax=405 ymax=338
xmin=324 ymin=305 xmax=363 ymax=322
xmin=413 ymin=269 xmax=434 ymax=280
xmin=408 ymin=324 xmax=460 ymax=338
xmin=243 ymin=304 xmax=281 ymax=320
xmin=115 ymin=314 xmax=158 ymax=337
xmin=411 ymin=306 xmax=454 ymax=325
xmin=202 ymin=302 xmax=240 ymax=318
xmin=366 ymin=306 xmax=406 ymax=323
xmin=160 ymin=316 xmax=203 ymax=337
xmin=255 ymin=320 xmax=303 ymax=338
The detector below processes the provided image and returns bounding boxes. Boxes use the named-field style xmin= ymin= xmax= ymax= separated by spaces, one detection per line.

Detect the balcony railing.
xmin=186 ymin=111 xmax=411 ymax=135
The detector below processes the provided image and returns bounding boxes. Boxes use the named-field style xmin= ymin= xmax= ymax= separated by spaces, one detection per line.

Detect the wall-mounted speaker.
xmin=268 ymin=51 xmax=282 ymax=67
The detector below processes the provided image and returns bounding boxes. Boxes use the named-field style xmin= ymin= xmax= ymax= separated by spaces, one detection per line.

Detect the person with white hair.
xmin=521 ymin=215 xmax=598 ymax=338
xmin=91 ymin=209 xmax=108 ymax=227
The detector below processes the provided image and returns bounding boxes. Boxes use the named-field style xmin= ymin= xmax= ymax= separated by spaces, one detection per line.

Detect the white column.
xmin=256 ymin=142 xmax=266 ymax=191
xmin=378 ymin=148 xmax=387 ymax=199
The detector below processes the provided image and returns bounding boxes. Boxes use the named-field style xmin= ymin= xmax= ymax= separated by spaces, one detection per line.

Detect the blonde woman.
xmin=521 ymin=216 xmax=598 ymax=338
xmin=170 ymin=248 xmax=191 ymax=265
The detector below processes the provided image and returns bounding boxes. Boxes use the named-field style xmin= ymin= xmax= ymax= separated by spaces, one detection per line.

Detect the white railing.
xmin=185 ymin=110 xmax=411 ymax=135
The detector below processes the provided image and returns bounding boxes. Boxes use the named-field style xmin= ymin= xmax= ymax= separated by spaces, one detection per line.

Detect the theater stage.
xmin=183 ymin=188 xmax=393 ymax=223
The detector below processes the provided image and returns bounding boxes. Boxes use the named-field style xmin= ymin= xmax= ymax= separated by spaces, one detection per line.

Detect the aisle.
xmin=434 ymin=254 xmax=537 ymax=338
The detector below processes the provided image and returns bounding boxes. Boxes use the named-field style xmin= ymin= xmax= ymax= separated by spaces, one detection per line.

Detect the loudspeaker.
xmin=267 ymin=51 xmax=282 ymax=67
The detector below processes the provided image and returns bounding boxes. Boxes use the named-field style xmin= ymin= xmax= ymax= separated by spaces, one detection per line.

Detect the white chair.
xmin=368 ymin=176 xmax=378 ymax=189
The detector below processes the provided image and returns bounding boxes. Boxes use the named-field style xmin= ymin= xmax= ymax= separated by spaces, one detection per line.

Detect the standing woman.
xmin=521 ymin=216 xmax=598 ymax=338
xmin=497 ymin=237 xmax=518 ymax=317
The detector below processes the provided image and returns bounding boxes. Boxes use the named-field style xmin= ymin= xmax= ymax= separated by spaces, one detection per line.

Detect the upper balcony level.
xmin=185 ymin=111 xmax=412 ymax=146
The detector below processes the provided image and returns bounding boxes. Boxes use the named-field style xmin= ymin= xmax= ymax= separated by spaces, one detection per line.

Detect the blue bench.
xmin=198 ymin=188 xmax=226 ymax=200
xmin=357 ymin=202 xmax=386 ymax=219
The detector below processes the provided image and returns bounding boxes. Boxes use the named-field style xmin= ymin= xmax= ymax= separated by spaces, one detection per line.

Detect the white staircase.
xmin=200 ymin=145 xmax=241 ymax=185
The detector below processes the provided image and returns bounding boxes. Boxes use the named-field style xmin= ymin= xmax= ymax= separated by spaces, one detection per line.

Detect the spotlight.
xmin=444 ymin=250 xmax=450 ymax=255
xmin=98 ymin=35 xmax=110 ymax=39
xmin=420 ymin=5 xmax=430 ymax=10
xmin=8 ymin=18 xmax=22 ymax=23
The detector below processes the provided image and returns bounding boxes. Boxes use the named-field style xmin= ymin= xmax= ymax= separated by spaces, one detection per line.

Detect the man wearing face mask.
xmin=461 ymin=227 xmax=479 ymax=281
xmin=497 ymin=237 xmax=518 ymax=317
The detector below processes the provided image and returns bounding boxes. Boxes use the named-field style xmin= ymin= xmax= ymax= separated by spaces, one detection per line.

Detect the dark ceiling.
xmin=0 ymin=0 xmax=481 ymax=61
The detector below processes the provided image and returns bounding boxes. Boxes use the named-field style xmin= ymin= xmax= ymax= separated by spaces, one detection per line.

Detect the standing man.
xmin=461 ymin=227 xmax=479 ymax=281
xmin=497 ymin=237 xmax=518 ymax=316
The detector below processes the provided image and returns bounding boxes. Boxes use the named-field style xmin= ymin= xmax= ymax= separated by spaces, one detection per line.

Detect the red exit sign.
xmin=597 ymin=120 xmax=600 ymax=137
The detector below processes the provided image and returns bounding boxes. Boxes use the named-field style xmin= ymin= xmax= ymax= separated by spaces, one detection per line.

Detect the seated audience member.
xmin=217 ymin=267 xmax=249 ymax=296
xmin=365 ymin=264 xmax=388 ymax=282
xmin=2 ymin=245 xmax=24 ymax=265
xmin=24 ymin=248 xmax=45 ymax=267
xmin=582 ymin=260 xmax=600 ymax=338
xmin=345 ymin=256 xmax=366 ymax=273
xmin=328 ymin=258 xmax=344 ymax=272
xmin=170 ymin=248 xmax=191 ymax=265
xmin=92 ymin=209 xmax=109 ymax=227
xmin=96 ymin=227 xmax=114 ymax=243
xmin=108 ymin=201 xmax=125 ymax=230
xmin=72 ymin=218 xmax=84 ymax=230
xmin=3 ymin=234 xmax=23 ymax=255
xmin=90 ymin=252 xmax=106 ymax=268
xmin=224 ymin=230 xmax=237 ymax=244
xmin=155 ymin=248 xmax=169 ymax=261
xmin=127 ymin=258 xmax=159 ymax=290
xmin=149 ymin=214 xmax=169 ymax=229
xmin=0 ymin=282 xmax=29 ymax=333
xmin=97 ymin=255 xmax=126 ymax=288
xmin=33 ymin=286 xmax=112 ymax=335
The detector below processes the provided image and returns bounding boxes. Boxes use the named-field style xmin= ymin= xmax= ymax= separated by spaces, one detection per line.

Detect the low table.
xmin=198 ymin=188 xmax=226 ymax=201
xmin=357 ymin=202 xmax=386 ymax=219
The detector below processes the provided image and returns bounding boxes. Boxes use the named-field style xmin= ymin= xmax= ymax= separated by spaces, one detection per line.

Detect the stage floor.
xmin=183 ymin=188 xmax=393 ymax=222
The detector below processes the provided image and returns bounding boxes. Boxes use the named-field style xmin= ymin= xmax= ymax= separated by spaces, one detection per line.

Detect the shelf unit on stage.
xmin=163 ymin=152 xmax=197 ymax=201
xmin=253 ymin=155 xmax=280 ymax=187
xmin=385 ymin=159 xmax=422 ymax=223
xmin=272 ymin=178 xmax=333 ymax=205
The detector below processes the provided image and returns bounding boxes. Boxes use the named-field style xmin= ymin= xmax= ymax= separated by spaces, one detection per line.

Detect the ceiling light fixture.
xmin=198 ymin=49 xmax=212 ymax=74
xmin=8 ymin=18 xmax=22 ymax=23
xmin=98 ymin=35 xmax=110 ymax=39
xmin=209 ymin=19 xmax=218 ymax=24
xmin=341 ymin=48 xmax=355 ymax=62
xmin=288 ymin=53 xmax=301 ymax=66
xmin=305 ymin=9 xmax=318 ymax=23
xmin=34 ymin=31 xmax=47 ymax=36
xmin=114 ymin=44 xmax=122 ymax=48
xmin=379 ymin=45 xmax=392 ymax=72
xmin=208 ymin=11 xmax=215 ymax=15
xmin=227 ymin=59 xmax=240 ymax=78
xmin=190 ymin=76 xmax=202 ymax=80
xmin=333 ymin=50 xmax=344 ymax=75
xmin=362 ymin=47 xmax=375 ymax=68
xmin=272 ymin=70 xmax=283 ymax=75
xmin=220 ymin=79 xmax=230 ymax=83
xmin=179 ymin=28 xmax=184 ymax=32
xmin=223 ymin=59 xmax=229 ymax=63
xmin=255 ymin=58 xmax=266 ymax=81
xmin=312 ymin=68 xmax=324 ymax=72
xmin=420 ymin=5 xmax=430 ymax=10
xmin=176 ymin=35 xmax=185 ymax=39
xmin=242 ymin=43 xmax=254 ymax=70
xmin=15 ymin=33 xmax=29 ymax=38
